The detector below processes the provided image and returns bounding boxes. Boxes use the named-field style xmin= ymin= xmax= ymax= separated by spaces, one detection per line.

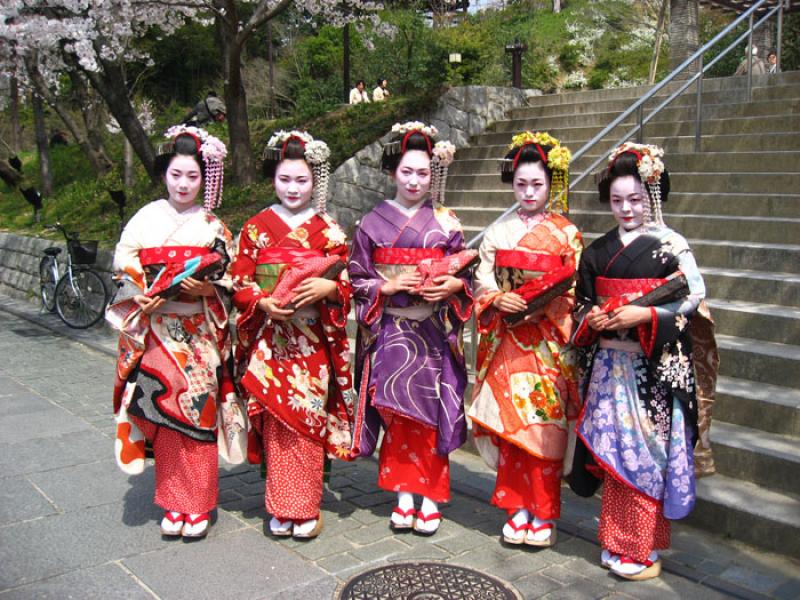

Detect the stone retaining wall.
xmin=0 ymin=231 xmax=114 ymax=305
xmin=329 ymin=85 xmax=540 ymax=232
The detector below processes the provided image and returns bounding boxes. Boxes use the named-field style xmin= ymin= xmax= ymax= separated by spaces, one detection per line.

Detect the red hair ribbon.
xmin=401 ymin=129 xmax=433 ymax=155
xmin=512 ymin=142 xmax=547 ymax=172
xmin=609 ymin=149 xmax=643 ymax=172
xmin=281 ymin=135 xmax=306 ymax=160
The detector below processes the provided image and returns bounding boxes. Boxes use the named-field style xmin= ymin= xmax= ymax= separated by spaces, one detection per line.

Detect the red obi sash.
xmin=373 ymin=247 xmax=444 ymax=265
xmin=256 ymin=247 xmax=323 ymax=265
xmin=139 ymin=246 xmax=209 ymax=266
xmin=596 ymin=277 xmax=668 ymax=311
xmin=496 ymin=250 xmax=562 ymax=272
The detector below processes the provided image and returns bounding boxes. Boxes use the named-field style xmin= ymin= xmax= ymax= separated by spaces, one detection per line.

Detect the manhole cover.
xmin=337 ymin=561 xmax=522 ymax=600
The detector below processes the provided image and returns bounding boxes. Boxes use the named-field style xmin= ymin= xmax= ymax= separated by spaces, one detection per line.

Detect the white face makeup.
xmin=165 ymin=154 xmax=203 ymax=212
xmin=513 ymin=161 xmax=550 ymax=215
xmin=274 ymin=159 xmax=314 ymax=214
xmin=393 ymin=150 xmax=432 ymax=208
xmin=609 ymin=175 xmax=646 ymax=230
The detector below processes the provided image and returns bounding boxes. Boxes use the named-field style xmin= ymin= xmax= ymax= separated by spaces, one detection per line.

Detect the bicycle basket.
xmin=68 ymin=239 xmax=98 ymax=264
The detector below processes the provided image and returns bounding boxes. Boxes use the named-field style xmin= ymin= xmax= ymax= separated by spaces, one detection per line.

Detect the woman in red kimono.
xmin=107 ymin=125 xmax=239 ymax=539
xmin=232 ymin=130 xmax=354 ymax=540
xmin=468 ymin=131 xmax=581 ymax=548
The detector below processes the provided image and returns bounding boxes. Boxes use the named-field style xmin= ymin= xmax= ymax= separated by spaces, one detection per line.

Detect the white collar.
xmin=618 ymin=225 xmax=644 ymax=247
xmin=271 ymin=203 xmax=316 ymax=229
xmin=386 ymin=197 xmax=426 ymax=218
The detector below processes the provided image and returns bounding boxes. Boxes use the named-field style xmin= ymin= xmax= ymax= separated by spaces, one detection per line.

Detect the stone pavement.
xmin=0 ymin=294 xmax=798 ymax=600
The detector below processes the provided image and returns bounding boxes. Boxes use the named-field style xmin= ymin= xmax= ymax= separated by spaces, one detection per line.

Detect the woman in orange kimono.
xmin=232 ymin=131 xmax=354 ymax=540
xmin=468 ymin=131 xmax=581 ymax=547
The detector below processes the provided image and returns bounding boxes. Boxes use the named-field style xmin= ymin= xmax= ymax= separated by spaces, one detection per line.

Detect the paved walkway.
xmin=1 ymin=294 xmax=798 ymax=600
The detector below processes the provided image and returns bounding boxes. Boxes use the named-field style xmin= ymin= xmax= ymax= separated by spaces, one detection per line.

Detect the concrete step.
xmin=462 ymin=229 xmax=800 ymax=274
xmin=509 ymin=84 xmax=800 ymax=119
xmin=688 ymin=473 xmax=800 ymax=558
xmin=456 ymin=132 xmax=800 ymax=159
xmin=449 ymin=171 xmax=800 ymax=196
xmin=492 ymin=98 xmax=800 ymax=132
xmin=715 ymin=376 xmax=800 ymax=437
xmin=519 ymin=71 xmax=800 ymax=108
xmin=700 ymin=267 xmax=800 ymax=308
xmin=706 ymin=298 xmax=800 ymax=345
xmin=710 ymin=421 xmax=800 ymax=496
xmin=572 ymin=211 xmax=800 ymax=245
xmin=473 ymin=114 xmax=800 ymax=147
xmin=455 ymin=206 xmax=800 ymax=244
xmin=716 ymin=333 xmax=800 ymax=388
xmin=446 ymin=189 xmax=800 ymax=218
xmin=448 ymin=151 xmax=800 ymax=176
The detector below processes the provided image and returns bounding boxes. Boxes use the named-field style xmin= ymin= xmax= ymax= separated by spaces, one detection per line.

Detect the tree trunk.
xmin=217 ymin=6 xmax=256 ymax=185
xmin=81 ymin=58 xmax=157 ymax=181
xmin=553 ymin=0 xmax=561 ymax=13
xmin=124 ymin=139 xmax=135 ymax=188
xmin=649 ymin=0 xmax=668 ymax=84
xmin=31 ymin=91 xmax=53 ymax=197
xmin=68 ymin=71 xmax=113 ymax=173
xmin=267 ymin=21 xmax=275 ymax=119
xmin=24 ymin=55 xmax=112 ymax=176
xmin=9 ymin=74 xmax=21 ymax=153
xmin=669 ymin=0 xmax=700 ymax=79
xmin=343 ymin=23 xmax=351 ymax=104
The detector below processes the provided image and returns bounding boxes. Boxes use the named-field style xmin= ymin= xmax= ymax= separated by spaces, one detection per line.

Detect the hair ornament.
xmin=383 ymin=121 xmax=455 ymax=205
xmin=607 ymin=142 xmax=666 ymax=226
xmin=263 ymin=130 xmax=332 ymax=213
xmin=501 ymin=130 xmax=572 ymax=214
xmin=160 ymin=125 xmax=227 ymax=212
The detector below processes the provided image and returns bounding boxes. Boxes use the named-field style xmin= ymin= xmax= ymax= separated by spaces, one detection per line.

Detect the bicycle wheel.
xmin=39 ymin=257 xmax=58 ymax=312
xmin=55 ymin=268 xmax=108 ymax=329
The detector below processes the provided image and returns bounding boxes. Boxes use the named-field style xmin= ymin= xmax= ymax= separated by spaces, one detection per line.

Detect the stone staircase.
xmin=446 ymin=71 xmax=800 ymax=558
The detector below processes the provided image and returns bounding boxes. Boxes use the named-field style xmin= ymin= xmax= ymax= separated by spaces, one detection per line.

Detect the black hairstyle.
xmin=597 ymin=151 xmax=670 ymax=203
xmin=154 ymin=133 xmax=205 ymax=179
xmin=207 ymin=90 xmax=217 ymax=97
xmin=356 ymin=79 xmax=366 ymax=87
xmin=768 ymin=49 xmax=777 ymax=58
xmin=500 ymin=143 xmax=553 ymax=184
xmin=377 ymin=77 xmax=386 ymax=86
xmin=381 ymin=130 xmax=434 ymax=173
xmin=262 ymin=137 xmax=309 ymax=180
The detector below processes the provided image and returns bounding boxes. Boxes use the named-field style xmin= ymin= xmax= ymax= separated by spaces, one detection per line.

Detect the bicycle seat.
xmin=44 ymin=247 xmax=62 ymax=257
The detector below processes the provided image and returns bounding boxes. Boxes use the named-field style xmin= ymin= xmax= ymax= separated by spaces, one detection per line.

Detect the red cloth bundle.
xmin=270 ymin=256 xmax=346 ymax=309
xmin=412 ymin=249 xmax=479 ymax=293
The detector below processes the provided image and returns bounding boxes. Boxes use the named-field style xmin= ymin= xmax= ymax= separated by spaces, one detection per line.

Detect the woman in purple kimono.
xmin=349 ymin=122 xmax=472 ymax=535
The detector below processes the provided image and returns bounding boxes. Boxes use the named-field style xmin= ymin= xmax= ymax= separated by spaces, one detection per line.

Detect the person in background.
xmin=373 ymin=78 xmax=390 ymax=102
xmin=183 ymin=91 xmax=227 ymax=126
xmin=768 ymin=50 xmax=780 ymax=74
xmin=734 ymin=45 xmax=767 ymax=76
xmin=350 ymin=80 xmax=370 ymax=105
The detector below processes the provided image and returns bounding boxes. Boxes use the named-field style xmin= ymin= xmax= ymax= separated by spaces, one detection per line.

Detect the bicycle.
xmin=39 ymin=223 xmax=109 ymax=329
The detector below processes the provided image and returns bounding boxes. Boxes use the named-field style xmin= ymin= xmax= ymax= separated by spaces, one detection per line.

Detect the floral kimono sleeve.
xmin=443 ymin=226 xmax=474 ymax=323
xmin=474 ymin=226 xmax=504 ymax=334
xmin=231 ymin=224 xmax=267 ymax=350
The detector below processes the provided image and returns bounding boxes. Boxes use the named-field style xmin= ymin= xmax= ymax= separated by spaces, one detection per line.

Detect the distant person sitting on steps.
xmin=183 ymin=91 xmax=227 ymax=125
xmin=735 ymin=45 xmax=767 ymax=76
xmin=349 ymin=80 xmax=370 ymax=105
xmin=768 ymin=50 xmax=780 ymax=74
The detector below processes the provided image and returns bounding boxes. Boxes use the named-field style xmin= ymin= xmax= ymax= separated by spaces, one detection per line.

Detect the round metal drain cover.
xmin=337 ymin=561 xmax=522 ymax=600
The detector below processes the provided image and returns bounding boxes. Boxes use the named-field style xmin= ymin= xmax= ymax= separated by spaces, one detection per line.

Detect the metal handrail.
xmin=466 ymin=0 xmax=785 ymax=249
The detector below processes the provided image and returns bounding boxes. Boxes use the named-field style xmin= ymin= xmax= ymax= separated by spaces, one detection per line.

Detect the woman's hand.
xmin=420 ymin=275 xmax=463 ymax=303
xmin=586 ymin=305 xmax=609 ymax=331
xmin=292 ymin=277 xmax=338 ymax=309
xmin=179 ymin=277 xmax=216 ymax=297
xmin=492 ymin=291 xmax=527 ymax=314
xmin=604 ymin=305 xmax=652 ymax=330
xmin=134 ymin=295 xmax=166 ymax=315
xmin=381 ymin=272 xmax=423 ymax=296
xmin=258 ymin=296 xmax=295 ymax=321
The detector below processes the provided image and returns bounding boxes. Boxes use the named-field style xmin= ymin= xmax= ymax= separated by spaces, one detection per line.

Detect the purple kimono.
xmin=349 ymin=199 xmax=473 ymax=457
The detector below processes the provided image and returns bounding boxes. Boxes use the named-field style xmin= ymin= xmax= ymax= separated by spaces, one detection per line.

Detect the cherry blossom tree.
xmin=1 ymin=1 xmax=388 ymax=184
